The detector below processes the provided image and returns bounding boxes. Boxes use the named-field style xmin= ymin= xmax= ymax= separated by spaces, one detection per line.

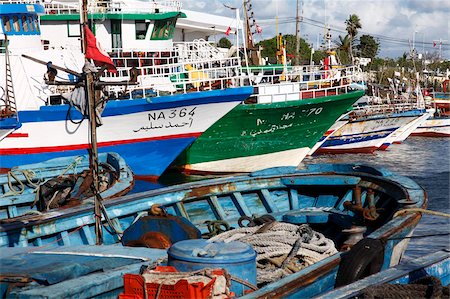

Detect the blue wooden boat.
xmin=0 ymin=152 xmax=134 ymax=219
xmin=314 ymin=249 xmax=450 ymax=299
xmin=0 ymin=164 xmax=427 ymax=298
xmin=0 ymin=245 xmax=167 ymax=298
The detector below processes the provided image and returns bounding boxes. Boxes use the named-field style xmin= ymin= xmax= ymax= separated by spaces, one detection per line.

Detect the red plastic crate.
xmin=119 ymin=266 xmax=229 ymax=299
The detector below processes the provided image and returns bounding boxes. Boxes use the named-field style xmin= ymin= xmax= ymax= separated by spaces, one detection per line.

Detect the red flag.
xmin=256 ymin=24 xmax=262 ymax=34
xmin=84 ymin=25 xmax=117 ymax=73
xmin=433 ymin=42 xmax=437 ymax=47
xmin=225 ymin=26 xmax=231 ymax=36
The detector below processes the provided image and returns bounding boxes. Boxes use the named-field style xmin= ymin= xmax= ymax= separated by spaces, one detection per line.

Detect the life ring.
xmin=335 ymin=238 xmax=385 ymax=287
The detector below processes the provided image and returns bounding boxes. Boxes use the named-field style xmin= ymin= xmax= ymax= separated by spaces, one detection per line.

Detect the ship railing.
xmin=103 ymin=56 xmax=244 ymax=99
xmin=43 ymin=0 xmax=182 ymax=15
xmin=0 ymin=0 xmax=40 ymax=4
xmin=175 ymin=39 xmax=227 ymax=61
xmin=249 ymin=65 xmax=361 ymax=103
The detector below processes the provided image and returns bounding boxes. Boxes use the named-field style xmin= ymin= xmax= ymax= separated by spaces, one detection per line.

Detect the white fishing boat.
xmin=0 ymin=1 xmax=252 ymax=178
xmin=412 ymin=91 xmax=450 ymax=137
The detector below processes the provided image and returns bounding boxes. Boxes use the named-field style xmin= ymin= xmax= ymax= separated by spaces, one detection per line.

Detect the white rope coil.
xmin=210 ymin=222 xmax=337 ymax=284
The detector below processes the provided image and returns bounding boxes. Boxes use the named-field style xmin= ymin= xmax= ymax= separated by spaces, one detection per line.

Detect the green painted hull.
xmin=175 ymin=90 xmax=364 ymax=166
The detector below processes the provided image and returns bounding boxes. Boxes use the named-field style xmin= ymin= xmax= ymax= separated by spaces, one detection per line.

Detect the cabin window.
xmin=0 ymin=39 xmax=8 ymax=54
xmin=2 ymin=16 xmax=11 ymax=32
xmin=150 ymin=18 xmax=176 ymax=40
xmin=21 ymin=15 xmax=29 ymax=32
xmin=67 ymin=21 xmax=81 ymax=37
xmin=28 ymin=16 xmax=34 ymax=31
xmin=111 ymin=20 xmax=122 ymax=50
xmin=135 ymin=20 xmax=149 ymax=40
xmin=33 ymin=16 xmax=40 ymax=32
xmin=12 ymin=16 xmax=20 ymax=32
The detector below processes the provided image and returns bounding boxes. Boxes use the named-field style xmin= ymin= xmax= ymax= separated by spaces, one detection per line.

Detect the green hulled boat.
xmin=174 ymin=71 xmax=365 ymax=173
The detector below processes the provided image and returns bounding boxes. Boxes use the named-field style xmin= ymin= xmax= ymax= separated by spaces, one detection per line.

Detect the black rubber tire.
xmin=335 ymin=238 xmax=385 ymax=287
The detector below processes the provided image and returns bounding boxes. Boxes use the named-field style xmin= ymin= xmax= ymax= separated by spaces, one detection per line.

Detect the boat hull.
xmin=317 ymin=114 xmax=418 ymax=154
xmin=0 ymin=87 xmax=252 ymax=177
xmin=380 ymin=110 xmax=429 ymax=150
xmin=411 ymin=117 xmax=450 ymax=137
xmin=0 ymin=164 xmax=426 ymax=298
xmin=175 ymin=90 xmax=364 ymax=173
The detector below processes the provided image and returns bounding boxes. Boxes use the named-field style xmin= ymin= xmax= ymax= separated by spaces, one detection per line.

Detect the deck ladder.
xmin=2 ymin=35 xmax=18 ymax=119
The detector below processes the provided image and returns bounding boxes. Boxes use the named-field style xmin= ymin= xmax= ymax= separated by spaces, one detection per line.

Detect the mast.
xmin=81 ymin=0 xmax=103 ymax=245
xmin=295 ymin=0 xmax=301 ymax=65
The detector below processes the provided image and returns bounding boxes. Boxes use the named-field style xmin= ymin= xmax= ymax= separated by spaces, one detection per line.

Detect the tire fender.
xmin=335 ymin=238 xmax=385 ymax=287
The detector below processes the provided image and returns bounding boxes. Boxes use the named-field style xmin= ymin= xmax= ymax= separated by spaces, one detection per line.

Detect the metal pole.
xmin=82 ymin=0 xmax=103 ymax=245
xmin=295 ymin=0 xmax=300 ymax=65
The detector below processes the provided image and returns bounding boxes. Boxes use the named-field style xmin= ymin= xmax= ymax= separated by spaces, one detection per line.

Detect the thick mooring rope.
xmin=360 ymin=276 xmax=450 ymax=299
xmin=394 ymin=208 xmax=450 ymax=219
xmin=210 ymin=222 xmax=337 ymax=284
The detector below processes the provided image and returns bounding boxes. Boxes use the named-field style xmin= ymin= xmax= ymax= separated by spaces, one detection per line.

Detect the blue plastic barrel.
xmin=168 ymin=239 xmax=257 ymax=296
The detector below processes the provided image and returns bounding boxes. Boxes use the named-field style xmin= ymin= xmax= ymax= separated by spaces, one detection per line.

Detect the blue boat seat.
xmin=282 ymin=207 xmax=350 ymax=224
xmin=281 ymin=175 xmax=362 ymax=187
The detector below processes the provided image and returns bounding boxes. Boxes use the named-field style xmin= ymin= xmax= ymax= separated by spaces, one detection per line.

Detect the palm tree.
xmin=336 ymin=34 xmax=352 ymax=64
xmin=345 ymin=14 xmax=362 ymax=63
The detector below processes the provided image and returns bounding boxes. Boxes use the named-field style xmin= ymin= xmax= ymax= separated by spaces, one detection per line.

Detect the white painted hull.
xmin=308 ymin=120 xmax=348 ymax=155
xmin=183 ymin=147 xmax=311 ymax=173
xmin=1 ymin=102 xmax=237 ymax=151
xmin=392 ymin=112 xmax=432 ymax=143
xmin=318 ymin=115 xmax=417 ymax=153
xmin=412 ymin=117 xmax=450 ymax=137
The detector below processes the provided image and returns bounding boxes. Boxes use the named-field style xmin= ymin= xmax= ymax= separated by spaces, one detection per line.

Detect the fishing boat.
xmin=412 ymin=91 xmax=450 ymax=137
xmin=308 ymin=116 xmax=349 ymax=155
xmin=316 ymin=106 xmax=422 ymax=154
xmin=0 ymin=163 xmax=426 ymax=297
xmin=30 ymin=1 xmax=365 ymax=173
xmin=0 ymin=1 xmax=253 ymax=178
xmin=314 ymin=249 xmax=450 ymax=299
xmin=173 ymin=56 xmax=365 ymax=173
xmin=0 ymin=245 xmax=169 ymax=298
xmin=0 ymin=152 xmax=134 ymax=219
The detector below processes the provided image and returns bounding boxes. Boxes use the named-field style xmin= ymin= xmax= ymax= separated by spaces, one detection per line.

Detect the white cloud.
xmin=179 ymin=0 xmax=449 ymax=59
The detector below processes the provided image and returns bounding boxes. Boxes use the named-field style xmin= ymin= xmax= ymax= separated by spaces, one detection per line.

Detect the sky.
xmin=179 ymin=0 xmax=450 ymax=59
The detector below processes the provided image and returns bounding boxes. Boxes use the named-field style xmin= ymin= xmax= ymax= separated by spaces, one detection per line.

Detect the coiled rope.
xmin=210 ymin=222 xmax=337 ymax=284
xmin=2 ymin=169 xmax=42 ymax=197
xmin=360 ymin=276 xmax=449 ymax=299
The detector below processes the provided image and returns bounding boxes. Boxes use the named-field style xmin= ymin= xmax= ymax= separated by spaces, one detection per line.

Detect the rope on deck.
xmin=360 ymin=276 xmax=450 ymax=299
xmin=209 ymin=221 xmax=337 ymax=285
xmin=394 ymin=208 xmax=450 ymax=219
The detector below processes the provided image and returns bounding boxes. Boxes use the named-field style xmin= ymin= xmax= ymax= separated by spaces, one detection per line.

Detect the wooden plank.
xmin=175 ymin=202 xmax=189 ymax=219
xmin=209 ymin=195 xmax=227 ymax=220
xmin=81 ymin=226 xmax=95 ymax=245
xmin=288 ymin=189 xmax=299 ymax=210
xmin=259 ymin=189 xmax=279 ymax=213
xmin=60 ymin=231 xmax=71 ymax=246
xmin=7 ymin=205 xmax=18 ymax=218
xmin=281 ymin=176 xmax=361 ymax=186
xmin=231 ymin=192 xmax=252 ymax=216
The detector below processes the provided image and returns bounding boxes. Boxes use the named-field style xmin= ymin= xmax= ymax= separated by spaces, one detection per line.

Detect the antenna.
xmin=433 ymin=38 xmax=448 ymax=60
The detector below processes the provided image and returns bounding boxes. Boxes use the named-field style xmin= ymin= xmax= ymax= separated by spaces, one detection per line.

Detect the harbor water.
xmin=142 ymin=136 xmax=450 ymax=261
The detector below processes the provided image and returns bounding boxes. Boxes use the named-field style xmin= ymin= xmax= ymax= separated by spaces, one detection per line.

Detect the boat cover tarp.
xmin=0 ymin=245 xmax=167 ymax=285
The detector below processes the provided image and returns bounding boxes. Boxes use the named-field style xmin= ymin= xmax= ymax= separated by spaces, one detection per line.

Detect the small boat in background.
xmin=0 ymin=163 xmax=427 ymax=298
xmin=314 ymin=249 xmax=450 ymax=299
xmin=412 ymin=92 xmax=450 ymax=137
xmin=0 ymin=152 xmax=134 ymax=219
xmin=316 ymin=106 xmax=424 ymax=154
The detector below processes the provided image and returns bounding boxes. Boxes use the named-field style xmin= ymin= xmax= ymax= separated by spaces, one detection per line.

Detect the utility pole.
xmin=295 ymin=0 xmax=301 ymax=65
xmin=433 ymin=38 xmax=448 ymax=60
